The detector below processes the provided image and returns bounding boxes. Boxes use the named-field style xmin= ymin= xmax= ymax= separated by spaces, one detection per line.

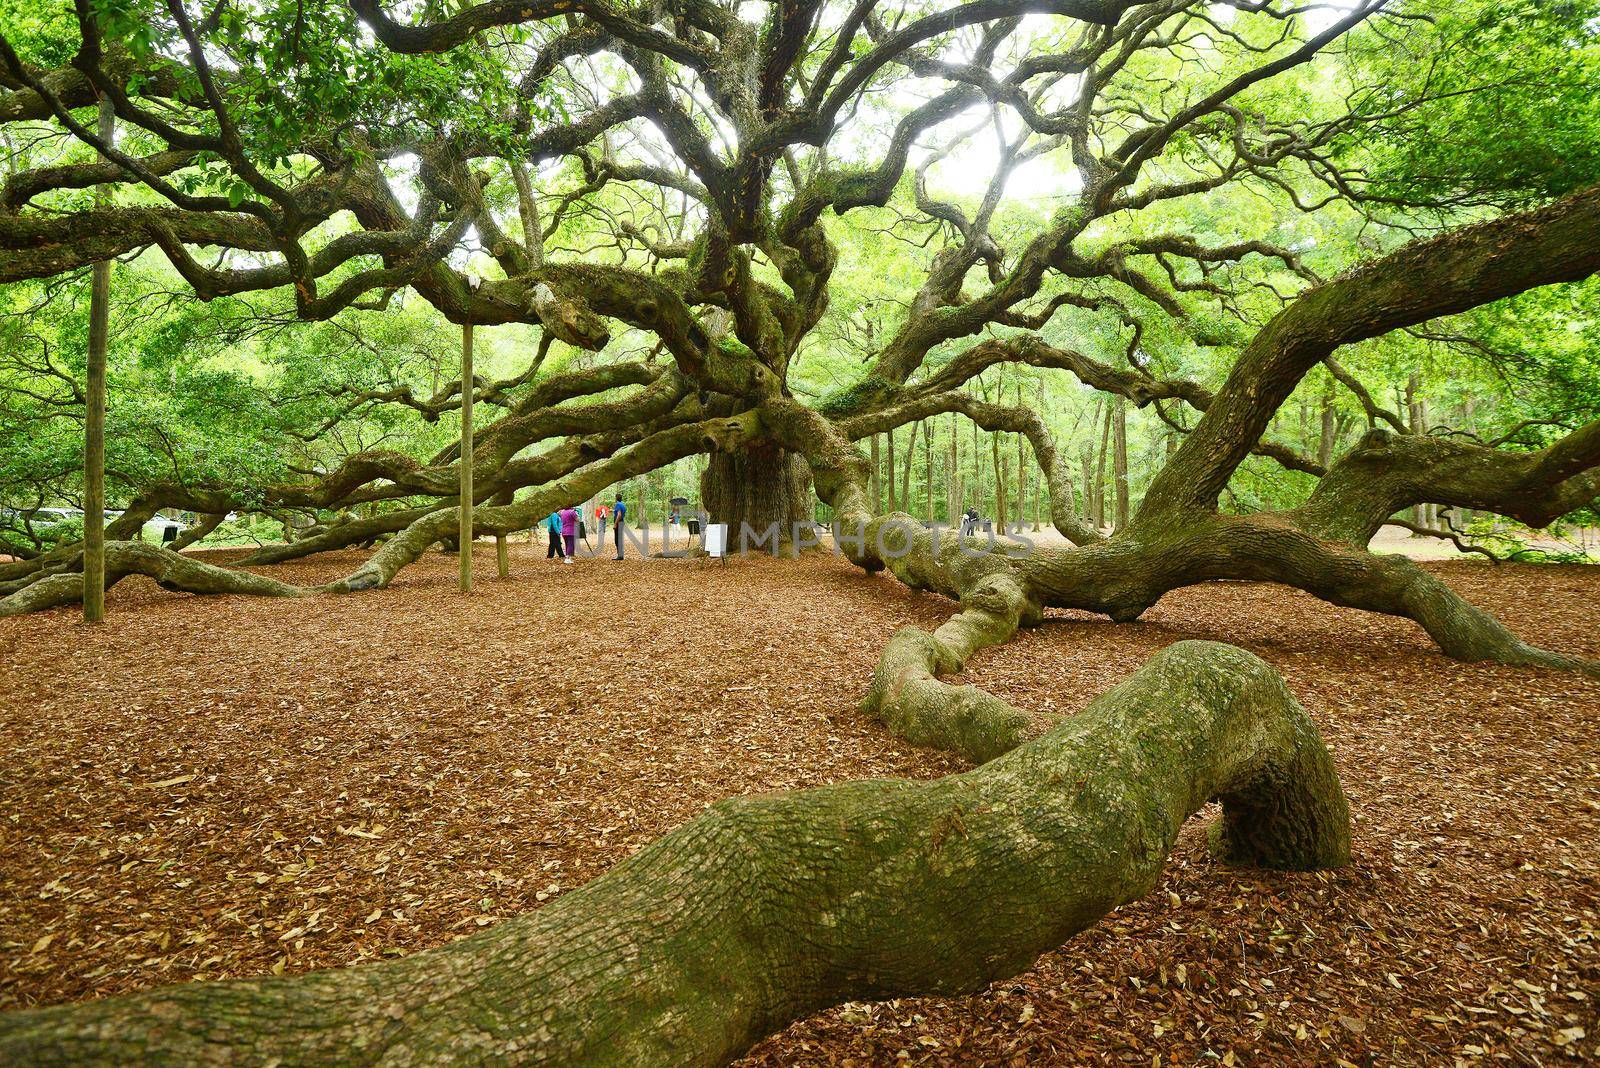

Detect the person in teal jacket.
xmin=544 ymin=511 xmax=565 ymax=561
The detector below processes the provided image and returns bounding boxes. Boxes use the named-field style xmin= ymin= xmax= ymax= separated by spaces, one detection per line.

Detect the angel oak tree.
xmin=0 ymin=0 xmax=1597 ymax=1056
xmin=0 ymin=0 xmax=1595 ymax=670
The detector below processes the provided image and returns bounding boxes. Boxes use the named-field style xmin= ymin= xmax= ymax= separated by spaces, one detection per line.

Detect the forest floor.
xmin=1 ymin=545 xmax=1597 ymax=1066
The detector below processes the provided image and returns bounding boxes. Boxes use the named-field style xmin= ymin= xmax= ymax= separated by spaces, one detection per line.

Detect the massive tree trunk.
xmin=0 ymin=641 xmax=1348 ymax=1068
xmin=699 ymin=444 xmax=813 ymax=544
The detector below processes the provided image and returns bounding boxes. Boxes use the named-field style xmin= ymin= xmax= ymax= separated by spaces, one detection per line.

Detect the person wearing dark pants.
xmin=545 ymin=511 xmax=565 ymax=561
xmin=559 ymin=506 xmax=579 ymax=563
xmin=612 ymin=494 xmax=627 ymax=560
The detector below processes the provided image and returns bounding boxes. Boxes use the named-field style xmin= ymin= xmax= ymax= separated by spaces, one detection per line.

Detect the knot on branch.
xmin=530 ymin=282 xmax=610 ymax=350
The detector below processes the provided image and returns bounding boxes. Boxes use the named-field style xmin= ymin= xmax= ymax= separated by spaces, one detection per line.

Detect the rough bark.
xmin=0 ymin=641 xmax=1348 ymax=1068
xmin=863 ymin=539 xmax=1036 ymax=763
xmin=700 ymin=444 xmax=812 ymax=543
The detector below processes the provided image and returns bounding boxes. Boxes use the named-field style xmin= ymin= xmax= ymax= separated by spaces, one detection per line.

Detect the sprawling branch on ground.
xmin=0 ymin=640 xmax=1348 ymax=1066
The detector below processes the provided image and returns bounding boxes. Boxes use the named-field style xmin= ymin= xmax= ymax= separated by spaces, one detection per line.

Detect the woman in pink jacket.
xmin=558 ymin=506 xmax=580 ymax=562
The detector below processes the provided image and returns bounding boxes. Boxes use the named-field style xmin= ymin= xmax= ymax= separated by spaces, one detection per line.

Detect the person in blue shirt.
xmin=611 ymin=495 xmax=627 ymax=560
xmin=545 ymin=511 xmax=565 ymax=561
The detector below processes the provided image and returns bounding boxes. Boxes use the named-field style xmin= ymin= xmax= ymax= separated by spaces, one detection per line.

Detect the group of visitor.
xmin=545 ymin=494 xmax=629 ymax=562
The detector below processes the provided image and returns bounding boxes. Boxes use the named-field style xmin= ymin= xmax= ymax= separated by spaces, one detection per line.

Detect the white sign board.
xmin=704 ymin=523 xmax=729 ymax=558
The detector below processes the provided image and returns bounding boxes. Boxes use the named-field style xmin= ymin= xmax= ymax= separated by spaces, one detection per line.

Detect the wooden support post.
xmin=83 ymin=95 xmax=114 ymax=624
xmin=458 ymin=322 xmax=474 ymax=593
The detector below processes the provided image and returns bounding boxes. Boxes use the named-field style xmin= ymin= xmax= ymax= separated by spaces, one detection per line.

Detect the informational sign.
xmin=704 ymin=523 xmax=729 ymax=558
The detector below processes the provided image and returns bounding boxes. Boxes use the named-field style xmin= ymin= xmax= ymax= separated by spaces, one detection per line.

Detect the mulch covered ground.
xmin=1 ymin=544 xmax=1596 ymax=1065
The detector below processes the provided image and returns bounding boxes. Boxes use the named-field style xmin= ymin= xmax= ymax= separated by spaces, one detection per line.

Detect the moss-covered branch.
xmin=0 ymin=641 xmax=1348 ymax=1067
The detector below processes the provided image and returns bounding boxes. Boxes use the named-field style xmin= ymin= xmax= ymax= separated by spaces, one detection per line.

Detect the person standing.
xmin=612 ymin=494 xmax=627 ymax=560
xmin=559 ymin=505 xmax=579 ymax=563
xmin=595 ymin=502 xmax=608 ymax=539
xmin=545 ymin=511 xmax=565 ymax=561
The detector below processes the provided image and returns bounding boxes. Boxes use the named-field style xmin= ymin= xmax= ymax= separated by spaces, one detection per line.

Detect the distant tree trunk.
xmin=1112 ymin=395 xmax=1130 ymax=533
xmin=1318 ymin=390 xmax=1338 ymax=471
xmin=900 ymin=422 xmax=918 ymax=514
xmin=971 ymin=410 xmax=984 ymax=510
xmin=1458 ymin=395 xmax=1478 ymax=529
xmin=922 ymin=419 xmax=934 ymax=521
xmin=1079 ymin=453 xmax=1094 ymax=529
xmin=1015 ymin=384 xmax=1028 ymax=533
xmin=991 ymin=431 xmax=1007 ymax=530
xmin=82 ymin=95 xmax=114 ymax=624
xmin=885 ymin=428 xmax=897 ymax=513
xmin=1093 ymin=403 xmax=1111 ymax=530
xmin=946 ymin=413 xmax=961 ymax=523
xmin=1406 ymin=373 xmax=1434 ymax=530
xmin=869 ymin=434 xmax=881 ymax=512
xmin=1032 ymin=382 xmax=1044 ymax=531
xmin=458 ymin=323 xmax=474 ymax=592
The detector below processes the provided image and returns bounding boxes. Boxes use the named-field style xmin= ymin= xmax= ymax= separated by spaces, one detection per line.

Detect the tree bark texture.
xmin=700 ymin=443 xmax=813 ymax=540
